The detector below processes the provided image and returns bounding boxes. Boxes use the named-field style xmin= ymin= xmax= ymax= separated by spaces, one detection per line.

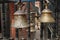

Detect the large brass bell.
xmin=40 ymin=3 xmax=55 ymax=23
xmin=13 ymin=9 xmax=28 ymax=28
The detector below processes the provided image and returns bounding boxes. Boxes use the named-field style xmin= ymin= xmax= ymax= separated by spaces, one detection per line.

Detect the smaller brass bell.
xmin=29 ymin=19 xmax=35 ymax=32
xmin=30 ymin=26 xmax=36 ymax=32
xmin=40 ymin=3 xmax=55 ymax=23
xmin=26 ymin=23 xmax=35 ymax=32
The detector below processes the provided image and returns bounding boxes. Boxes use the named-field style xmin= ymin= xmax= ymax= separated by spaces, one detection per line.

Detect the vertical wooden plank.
xmin=9 ymin=2 xmax=16 ymax=40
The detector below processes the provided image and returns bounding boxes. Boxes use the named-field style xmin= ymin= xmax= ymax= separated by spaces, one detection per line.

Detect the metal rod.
xmin=27 ymin=1 xmax=30 ymax=40
xmin=18 ymin=28 xmax=20 ymax=40
xmin=1 ymin=3 xmax=5 ymax=39
xmin=1 ymin=3 xmax=3 ymax=39
xmin=51 ymin=32 xmax=53 ymax=40
xmin=43 ymin=24 xmax=48 ymax=40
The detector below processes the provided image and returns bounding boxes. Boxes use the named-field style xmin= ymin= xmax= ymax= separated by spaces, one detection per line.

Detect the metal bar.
xmin=43 ymin=23 xmax=48 ymax=40
xmin=27 ymin=1 xmax=30 ymax=40
xmin=1 ymin=3 xmax=3 ymax=39
xmin=1 ymin=3 xmax=5 ymax=39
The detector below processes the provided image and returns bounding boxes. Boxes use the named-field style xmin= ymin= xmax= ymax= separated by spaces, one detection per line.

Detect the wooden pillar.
xmin=9 ymin=2 xmax=16 ymax=40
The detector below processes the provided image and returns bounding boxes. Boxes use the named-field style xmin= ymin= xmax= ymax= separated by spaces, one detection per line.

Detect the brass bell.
xmin=40 ymin=3 xmax=55 ymax=23
xmin=30 ymin=26 xmax=35 ymax=32
xmin=13 ymin=9 xmax=28 ymax=28
xmin=30 ymin=23 xmax=36 ymax=32
xmin=28 ymin=11 xmax=36 ymax=32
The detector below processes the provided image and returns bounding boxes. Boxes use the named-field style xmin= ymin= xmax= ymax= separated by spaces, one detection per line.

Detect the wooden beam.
xmin=0 ymin=1 xmax=15 ymax=3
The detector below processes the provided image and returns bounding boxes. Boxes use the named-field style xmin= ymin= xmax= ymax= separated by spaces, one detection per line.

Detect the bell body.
xmin=40 ymin=8 xmax=55 ymax=23
xmin=14 ymin=15 xmax=28 ymax=28
xmin=13 ymin=10 xmax=28 ymax=28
